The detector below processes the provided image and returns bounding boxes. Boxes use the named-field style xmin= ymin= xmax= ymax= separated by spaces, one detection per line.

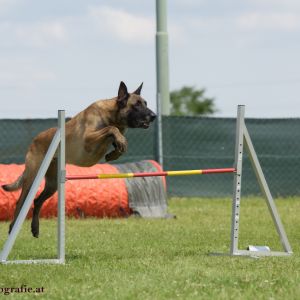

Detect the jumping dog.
xmin=2 ymin=82 xmax=156 ymax=237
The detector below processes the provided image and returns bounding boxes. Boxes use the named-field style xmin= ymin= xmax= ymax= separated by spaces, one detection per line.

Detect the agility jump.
xmin=66 ymin=167 xmax=236 ymax=180
xmin=0 ymin=105 xmax=293 ymax=264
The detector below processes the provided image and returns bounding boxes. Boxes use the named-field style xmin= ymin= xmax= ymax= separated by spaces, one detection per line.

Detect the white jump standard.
xmin=0 ymin=106 xmax=292 ymax=264
xmin=228 ymin=105 xmax=292 ymax=257
xmin=0 ymin=110 xmax=65 ymax=264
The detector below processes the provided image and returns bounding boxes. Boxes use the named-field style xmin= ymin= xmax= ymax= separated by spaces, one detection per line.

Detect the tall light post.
xmin=156 ymin=0 xmax=170 ymax=166
xmin=156 ymin=0 xmax=170 ymax=115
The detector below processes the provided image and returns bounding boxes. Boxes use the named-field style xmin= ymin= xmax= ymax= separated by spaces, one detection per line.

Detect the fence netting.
xmin=0 ymin=116 xmax=299 ymax=197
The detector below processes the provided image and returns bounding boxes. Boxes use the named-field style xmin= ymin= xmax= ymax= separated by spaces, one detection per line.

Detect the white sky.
xmin=0 ymin=0 xmax=299 ymax=118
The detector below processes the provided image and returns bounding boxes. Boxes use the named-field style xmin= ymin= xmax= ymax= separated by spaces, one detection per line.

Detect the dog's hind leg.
xmin=31 ymin=160 xmax=57 ymax=238
xmin=8 ymin=169 xmax=37 ymax=234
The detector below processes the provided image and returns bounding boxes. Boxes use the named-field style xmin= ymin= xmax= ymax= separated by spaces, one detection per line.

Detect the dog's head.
xmin=116 ymin=81 xmax=156 ymax=129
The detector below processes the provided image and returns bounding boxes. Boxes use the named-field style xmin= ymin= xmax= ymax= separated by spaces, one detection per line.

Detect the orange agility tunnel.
xmin=0 ymin=160 xmax=166 ymax=221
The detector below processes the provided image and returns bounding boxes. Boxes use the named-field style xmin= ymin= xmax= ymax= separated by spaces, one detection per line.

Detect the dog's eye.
xmin=144 ymin=101 xmax=147 ymax=106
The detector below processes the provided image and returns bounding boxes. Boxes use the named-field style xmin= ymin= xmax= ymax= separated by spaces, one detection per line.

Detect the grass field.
xmin=0 ymin=197 xmax=300 ymax=299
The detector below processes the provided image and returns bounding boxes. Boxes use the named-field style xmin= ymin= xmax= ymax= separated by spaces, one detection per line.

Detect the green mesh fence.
xmin=0 ymin=116 xmax=299 ymax=197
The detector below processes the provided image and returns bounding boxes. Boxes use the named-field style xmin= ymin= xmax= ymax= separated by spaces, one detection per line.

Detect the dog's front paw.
xmin=115 ymin=136 xmax=127 ymax=153
xmin=105 ymin=150 xmax=122 ymax=162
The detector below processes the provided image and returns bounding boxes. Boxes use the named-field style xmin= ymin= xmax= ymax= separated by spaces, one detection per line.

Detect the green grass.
xmin=0 ymin=197 xmax=300 ymax=299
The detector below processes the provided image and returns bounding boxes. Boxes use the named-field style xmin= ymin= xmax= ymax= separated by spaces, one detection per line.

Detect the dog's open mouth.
xmin=141 ymin=122 xmax=150 ymax=129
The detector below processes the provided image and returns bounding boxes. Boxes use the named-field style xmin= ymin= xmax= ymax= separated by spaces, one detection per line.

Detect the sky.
xmin=0 ymin=0 xmax=300 ymax=119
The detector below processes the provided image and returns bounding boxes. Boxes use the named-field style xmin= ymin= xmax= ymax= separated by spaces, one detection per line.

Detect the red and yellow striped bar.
xmin=66 ymin=168 xmax=235 ymax=180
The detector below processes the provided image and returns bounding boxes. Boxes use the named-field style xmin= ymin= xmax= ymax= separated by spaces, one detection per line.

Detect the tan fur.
xmin=4 ymin=82 xmax=155 ymax=237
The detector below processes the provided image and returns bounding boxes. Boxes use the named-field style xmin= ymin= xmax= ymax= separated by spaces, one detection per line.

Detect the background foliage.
xmin=170 ymin=86 xmax=216 ymax=116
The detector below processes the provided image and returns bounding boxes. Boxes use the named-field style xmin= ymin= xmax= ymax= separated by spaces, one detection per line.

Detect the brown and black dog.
xmin=2 ymin=81 xmax=156 ymax=238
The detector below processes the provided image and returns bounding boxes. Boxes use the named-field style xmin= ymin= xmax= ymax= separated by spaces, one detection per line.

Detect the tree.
xmin=170 ymin=86 xmax=216 ymax=116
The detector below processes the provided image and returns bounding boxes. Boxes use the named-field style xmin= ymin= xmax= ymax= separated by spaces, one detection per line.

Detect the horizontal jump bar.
xmin=66 ymin=168 xmax=236 ymax=180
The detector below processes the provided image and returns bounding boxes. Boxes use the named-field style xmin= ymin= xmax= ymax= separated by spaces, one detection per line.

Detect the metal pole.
xmin=243 ymin=125 xmax=292 ymax=254
xmin=230 ymin=105 xmax=245 ymax=255
xmin=57 ymin=110 xmax=66 ymax=263
xmin=156 ymin=93 xmax=164 ymax=166
xmin=156 ymin=0 xmax=170 ymax=116
xmin=0 ymin=130 xmax=61 ymax=262
xmin=66 ymin=168 xmax=236 ymax=180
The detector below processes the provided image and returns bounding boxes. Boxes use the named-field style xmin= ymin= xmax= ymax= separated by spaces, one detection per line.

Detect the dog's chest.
xmin=66 ymin=137 xmax=112 ymax=167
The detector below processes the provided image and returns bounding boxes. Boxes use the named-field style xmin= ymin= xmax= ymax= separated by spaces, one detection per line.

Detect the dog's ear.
xmin=133 ymin=82 xmax=143 ymax=95
xmin=117 ymin=81 xmax=129 ymax=108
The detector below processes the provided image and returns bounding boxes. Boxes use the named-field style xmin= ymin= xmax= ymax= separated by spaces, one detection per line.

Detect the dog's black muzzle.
xmin=127 ymin=108 xmax=156 ymax=129
xmin=141 ymin=110 xmax=156 ymax=128
xmin=149 ymin=111 xmax=156 ymax=122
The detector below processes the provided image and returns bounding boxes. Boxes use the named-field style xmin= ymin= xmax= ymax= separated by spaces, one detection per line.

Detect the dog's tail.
xmin=2 ymin=173 xmax=24 ymax=192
